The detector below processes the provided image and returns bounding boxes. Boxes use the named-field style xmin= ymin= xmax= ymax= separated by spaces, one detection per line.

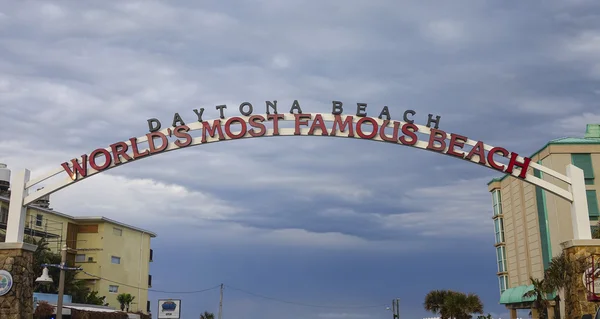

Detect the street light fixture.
xmin=34 ymin=244 xmax=82 ymax=319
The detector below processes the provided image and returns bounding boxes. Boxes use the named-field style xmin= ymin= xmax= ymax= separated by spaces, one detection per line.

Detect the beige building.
xmin=487 ymin=124 xmax=600 ymax=314
xmin=0 ymin=186 xmax=156 ymax=314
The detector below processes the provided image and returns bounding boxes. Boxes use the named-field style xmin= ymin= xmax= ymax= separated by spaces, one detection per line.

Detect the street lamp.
xmin=386 ymin=299 xmax=400 ymax=319
xmin=35 ymin=244 xmax=82 ymax=319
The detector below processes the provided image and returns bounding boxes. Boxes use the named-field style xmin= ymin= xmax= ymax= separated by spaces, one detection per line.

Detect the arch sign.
xmin=4 ymin=100 xmax=593 ymax=243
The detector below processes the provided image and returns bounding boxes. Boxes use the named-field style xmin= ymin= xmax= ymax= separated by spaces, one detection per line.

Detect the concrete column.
xmin=0 ymin=242 xmax=36 ymax=319
xmin=510 ymin=308 xmax=517 ymax=319
xmin=566 ymin=164 xmax=592 ymax=240
xmin=5 ymin=169 xmax=30 ymax=243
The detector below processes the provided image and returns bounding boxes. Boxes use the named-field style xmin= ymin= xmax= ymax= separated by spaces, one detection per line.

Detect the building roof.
xmin=487 ymin=124 xmax=600 ymax=185
xmin=0 ymin=195 xmax=157 ymax=237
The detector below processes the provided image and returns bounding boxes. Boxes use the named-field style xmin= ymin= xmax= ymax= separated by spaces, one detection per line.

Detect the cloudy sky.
xmin=1 ymin=0 xmax=600 ymax=318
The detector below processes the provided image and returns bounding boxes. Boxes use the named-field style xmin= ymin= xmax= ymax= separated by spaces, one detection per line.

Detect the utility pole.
xmin=218 ymin=283 xmax=223 ymax=319
xmin=56 ymin=244 xmax=67 ymax=319
xmin=391 ymin=298 xmax=399 ymax=319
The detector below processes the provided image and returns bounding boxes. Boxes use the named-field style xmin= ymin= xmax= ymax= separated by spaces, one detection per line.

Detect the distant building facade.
xmin=487 ymin=124 xmax=600 ymax=317
xmin=0 ymin=184 xmax=156 ymax=314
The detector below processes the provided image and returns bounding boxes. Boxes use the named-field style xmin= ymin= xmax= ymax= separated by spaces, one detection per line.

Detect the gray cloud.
xmin=2 ymin=1 xmax=600 ymax=317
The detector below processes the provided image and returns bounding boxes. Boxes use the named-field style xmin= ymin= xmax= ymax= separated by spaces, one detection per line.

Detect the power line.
xmin=77 ymin=271 xmax=389 ymax=309
xmin=225 ymin=284 xmax=388 ymax=309
xmin=80 ymin=270 xmax=220 ymax=294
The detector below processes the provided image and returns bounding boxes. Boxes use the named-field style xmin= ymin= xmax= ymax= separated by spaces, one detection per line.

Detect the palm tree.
xmin=424 ymin=290 xmax=450 ymax=319
xmin=424 ymin=290 xmax=484 ymax=319
xmin=200 ymin=311 xmax=215 ymax=319
xmin=117 ymin=293 xmax=135 ymax=312
xmin=544 ymin=251 xmax=586 ymax=319
xmin=523 ymin=277 xmax=552 ymax=319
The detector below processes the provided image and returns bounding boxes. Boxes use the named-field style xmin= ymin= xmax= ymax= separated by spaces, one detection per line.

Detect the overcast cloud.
xmin=1 ymin=1 xmax=599 ymax=318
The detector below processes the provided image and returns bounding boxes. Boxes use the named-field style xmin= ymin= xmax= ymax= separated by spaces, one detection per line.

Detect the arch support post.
xmin=5 ymin=169 xmax=30 ymax=243
xmin=566 ymin=164 xmax=592 ymax=240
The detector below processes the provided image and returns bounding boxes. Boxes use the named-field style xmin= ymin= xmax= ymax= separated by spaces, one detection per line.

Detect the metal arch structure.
xmin=5 ymin=112 xmax=593 ymax=242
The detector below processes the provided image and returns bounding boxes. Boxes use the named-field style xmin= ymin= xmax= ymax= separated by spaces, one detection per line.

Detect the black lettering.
xmin=290 ymin=100 xmax=303 ymax=114
xmin=172 ymin=113 xmax=185 ymax=127
xmin=216 ymin=105 xmax=227 ymax=119
xmin=239 ymin=102 xmax=253 ymax=116
xmin=426 ymin=114 xmax=441 ymax=129
xmin=266 ymin=100 xmax=278 ymax=114
xmin=147 ymin=118 xmax=161 ymax=132
xmin=378 ymin=106 xmax=391 ymax=121
xmin=356 ymin=103 xmax=367 ymax=117
xmin=332 ymin=101 xmax=343 ymax=115
xmin=403 ymin=110 xmax=415 ymax=124
xmin=193 ymin=108 xmax=205 ymax=122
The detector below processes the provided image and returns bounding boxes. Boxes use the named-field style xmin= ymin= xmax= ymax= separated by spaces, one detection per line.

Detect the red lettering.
xmin=173 ymin=125 xmax=192 ymax=147
xmin=294 ymin=114 xmax=312 ymax=135
xmin=89 ymin=148 xmax=112 ymax=171
xmin=267 ymin=114 xmax=284 ymax=135
xmin=426 ymin=129 xmax=447 ymax=152
xmin=488 ymin=147 xmax=508 ymax=171
xmin=129 ymin=137 xmax=150 ymax=158
xmin=356 ymin=117 xmax=378 ymax=139
xmin=465 ymin=141 xmax=486 ymax=164
xmin=330 ymin=115 xmax=354 ymax=137
xmin=447 ymin=133 xmax=468 ymax=158
xmin=379 ymin=120 xmax=400 ymax=142
xmin=506 ymin=152 xmax=531 ymax=178
xmin=249 ymin=115 xmax=266 ymax=137
xmin=110 ymin=142 xmax=132 ymax=164
xmin=61 ymin=155 xmax=88 ymax=179
xmin=399 ymin=123 xmax=418 ymax=145
xmin=225 ymin=117 xmax=247 ymax=139
xmin=202 ymin=120 xmax=225 ymax=143
xmin=147 ymin=132 xmax=168 ymax=154
xmin=308 ymin=114 xmax=328 ymax=136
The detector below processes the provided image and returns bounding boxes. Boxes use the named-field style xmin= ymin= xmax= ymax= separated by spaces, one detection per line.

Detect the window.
xmin=588 ymin=190 xmax=600 ymax=218
xmin=75 ymin=254 xmax=86 ymax=262
xmin=496 ymin=246 xmax=507 ymax=273
xmin=36 ymin=214 xmax=43 ymax=227
xmin=111 ymin=256 xmax=121 ymax=264
xmin=572 ymin=154 xmax=595 ymax=185
xmin=148 ymin=274 xmax=152 ymax=287
xmin=150 ymin=249 xmax=153 ymax=262
xmin=492 ymin=190 xmax=502 ymax=216
xmin=494 ymin=218 xmax=505 ymax=244
xmin=113 ymin=227 xmax=122 ymax=236
xmin=0 ymin=206 xmax=8 ymax=223
xmin=109 ymin=285 xmax=119 ymax=293
xmin=498 ymin=275 xmax=509 ymax=294
xmin=147 ymin=301 xmax=151 ymax=312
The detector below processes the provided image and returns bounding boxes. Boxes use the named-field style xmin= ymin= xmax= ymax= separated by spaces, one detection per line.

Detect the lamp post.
xmin=35 ymin=244 xmax=81 ymax=319
xmin=386 ymin=299 xmax=400 ymax=319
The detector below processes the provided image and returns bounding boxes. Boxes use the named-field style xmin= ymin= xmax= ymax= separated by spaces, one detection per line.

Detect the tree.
xmin=200 ymin=311 xmax=215 ymax=319
xmin=117 ymin=293 xmax=135 ymax=312
xmin=424 ymin=290 xmax=451 ymax=319
xmin=523 ymin=277 xmax=553 ymax=319
xmin=544 ymin=251 xmax=586 ymax=319
xmin=424 ymin=290 xmax=484 ymax=319
xmin=34 ymin=300 xmax=55 ymax=319
xmin=25 ymin=236 xmax=109 ymax=305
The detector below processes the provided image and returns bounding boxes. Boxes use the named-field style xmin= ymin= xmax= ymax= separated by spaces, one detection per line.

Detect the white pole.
xmin=566 ymin=164 xmax=592 ymax=240
xmin=5 ymin=168 xmax=30 ymax=243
